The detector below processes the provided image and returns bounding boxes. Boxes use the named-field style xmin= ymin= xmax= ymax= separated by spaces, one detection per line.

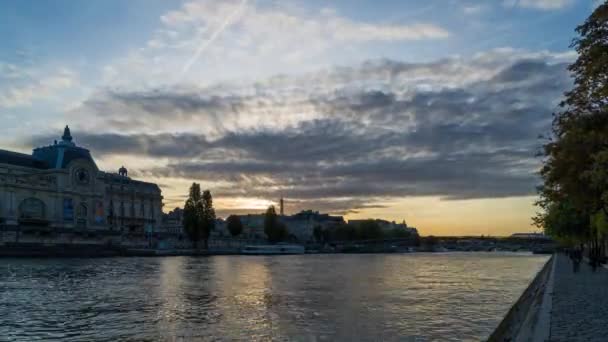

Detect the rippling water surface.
xmin=0 ymin=253 xmax=548 ymax=341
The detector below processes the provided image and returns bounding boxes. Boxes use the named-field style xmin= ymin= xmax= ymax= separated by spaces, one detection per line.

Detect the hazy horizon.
xmin=0 ymin=0 xmax=598 ymax=236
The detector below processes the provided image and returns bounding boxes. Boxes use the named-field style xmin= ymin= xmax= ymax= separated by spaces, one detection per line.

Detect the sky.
xmin=0 ymin=0 xmax=600 ymax=236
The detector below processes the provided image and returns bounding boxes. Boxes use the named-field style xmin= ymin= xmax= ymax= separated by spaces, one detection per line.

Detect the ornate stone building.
xmin=0 ymin=126 xmax=163 ymax=246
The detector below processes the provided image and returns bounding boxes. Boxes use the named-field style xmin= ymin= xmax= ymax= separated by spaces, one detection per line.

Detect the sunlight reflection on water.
xmin=0 ymin=252 xmax=548 ymax=341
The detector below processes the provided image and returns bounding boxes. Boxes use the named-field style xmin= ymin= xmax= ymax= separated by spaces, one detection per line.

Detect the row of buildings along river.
xmin=0 ymin=126 xmax=417 ymax=255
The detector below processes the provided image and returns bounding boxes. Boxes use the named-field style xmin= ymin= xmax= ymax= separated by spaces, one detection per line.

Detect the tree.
xmin=201 ymin=190 xmax=216 ymax=249
xmin=313 ymin=225 xmax=323 ymax=243
xmin=539 ymin=3 xmax=608 ymax=212
xmin=390 ymin=227 xmax=411 ymax=239
xmin=424 ymin=235 xmax=438 ymax=247
xmin=264 ymin=205 xmax=277 ymax=239
xmin=536 ymin=3 xmax=608 ymax=259
xmin=412 ymin=234 xmax=421 ymax=247
xmin=333 ymin=223 xmax=357 ymax=241
xmin=322 ymin=228 xmax=332 ymax=244
xmin=534 ymin=200 xmax=589 ymax=245
xmin=264 ymin=206 xmax=288 ymax=243
xmin=356 ymin=220 xmax=383 ymax=240
xmin=226 ymin=215 xmax=243 ymax=237
xmin=183 ymin=183 xmax=204 ymax=248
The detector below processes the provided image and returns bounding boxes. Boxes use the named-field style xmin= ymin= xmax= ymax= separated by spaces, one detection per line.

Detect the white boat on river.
xmin=241 ymin=244 xmax=305 ymax=255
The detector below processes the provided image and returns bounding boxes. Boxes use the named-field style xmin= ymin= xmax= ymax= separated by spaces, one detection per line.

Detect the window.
xmin=19 ymin=198 xmax=45 ymax=219
xmin=77 ymin=203 xmax=87 ymax=218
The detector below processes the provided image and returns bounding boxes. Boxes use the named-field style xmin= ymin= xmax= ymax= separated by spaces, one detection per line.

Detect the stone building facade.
xmin=0 ymin=126 xmax=163 ymax=247
xmin=348 ymin=219 xmax=418 ymax=235
xmin=235 ymin=210 xmax=346 ymax=242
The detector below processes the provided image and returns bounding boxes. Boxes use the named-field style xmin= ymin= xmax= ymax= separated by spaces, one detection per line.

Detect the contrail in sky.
xmin=178 ymin=0 xmax=249 ymax=80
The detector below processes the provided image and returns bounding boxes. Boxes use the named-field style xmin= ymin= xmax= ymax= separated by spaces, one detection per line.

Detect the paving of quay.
xmin=549 ymin=253 xmax=608 ymax=341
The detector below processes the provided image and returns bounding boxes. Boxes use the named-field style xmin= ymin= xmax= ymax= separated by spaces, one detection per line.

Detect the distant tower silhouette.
xmin=280 ymin=197 xmax=284 ymax=216
xmin=59 ymin=125 xmax=76 ymax=146
xmin=62 ymin=125 xmax=72 ymax=143
xmin=119 ymin=166 xmax=128 ymax=177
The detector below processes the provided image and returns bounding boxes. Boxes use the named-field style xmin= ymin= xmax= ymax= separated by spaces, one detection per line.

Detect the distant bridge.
xmin=329 ymin=236 xmax=555 ymax=253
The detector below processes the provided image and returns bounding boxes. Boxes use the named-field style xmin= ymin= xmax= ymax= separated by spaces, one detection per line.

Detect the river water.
xmin=0 ymin=252 xmax=548 ymax=341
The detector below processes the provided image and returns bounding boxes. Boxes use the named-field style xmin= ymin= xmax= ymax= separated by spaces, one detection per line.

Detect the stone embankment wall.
xmin=0 ymin=227 xmax=270 ymax=256
xmin=488 ymin=255 xmax=554 ymax=342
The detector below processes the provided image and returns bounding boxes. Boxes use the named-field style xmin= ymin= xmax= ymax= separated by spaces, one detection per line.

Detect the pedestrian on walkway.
xmin=572 ymin=248 xmax=581 ymax=273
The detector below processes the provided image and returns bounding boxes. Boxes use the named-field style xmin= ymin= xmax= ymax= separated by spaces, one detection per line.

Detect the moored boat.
xmin=241 ymin=244 xmax=305 ymax=255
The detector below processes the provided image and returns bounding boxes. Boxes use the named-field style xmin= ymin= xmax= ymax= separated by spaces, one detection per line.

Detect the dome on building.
xmin=31 ymin=125 xmax=97 ymax=170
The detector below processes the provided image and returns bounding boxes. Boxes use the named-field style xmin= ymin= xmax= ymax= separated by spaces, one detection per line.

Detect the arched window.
xmin=19 ymin=198 xmax=45 ymax=219
xmin=77 ymin=203 xmax=87 ymax=218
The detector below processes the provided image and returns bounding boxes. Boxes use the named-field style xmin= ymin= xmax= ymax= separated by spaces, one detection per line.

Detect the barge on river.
xmin=241 ymin=244 xmax=305 ymax=255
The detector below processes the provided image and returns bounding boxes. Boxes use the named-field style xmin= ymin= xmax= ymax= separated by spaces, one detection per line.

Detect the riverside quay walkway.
xmin=489 ymin=253 xmax=608 ymax=341
xmin=548 ymin=253 xmax=608 ymax=341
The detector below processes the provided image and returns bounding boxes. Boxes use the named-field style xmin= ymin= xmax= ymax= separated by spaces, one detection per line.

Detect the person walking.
xmin=572 ymin=248 xmax=581 ymax=273
xmin=590 ymin=247 xmax=599 ymax=272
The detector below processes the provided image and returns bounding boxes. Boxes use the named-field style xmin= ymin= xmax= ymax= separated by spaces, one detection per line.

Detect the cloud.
xmin=30 ymin=132 xmax=212 ymax=158
xmin=103 ymin=0 xmax=449 ymax=88
xmin=70 ymin=49 xmax=571 ymax=134
xmin=29 ymin=49 xmax=573 ymax=214
xmin=503 ymin=0 xmax=573 ymax=10
xmin=0 ymin=66 xmax=78 ymax=108
xmin=462 ymin=5 xmax=485 ymax=14
xmin=178 ymin=0 xmax=249 ymax=79
xmin=161 ymin=1 xmax=449 ymax=42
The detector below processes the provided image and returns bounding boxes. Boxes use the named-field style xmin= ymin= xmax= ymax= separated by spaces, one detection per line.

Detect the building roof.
xmin=0 ymin=126 xmax=99 ymax=171
xmin=21 ymin=125 xmax=96 ymax=170
xmin=1 ymin=126 xmax=160 ymax=193
xmin=100 ymin=171 xmax=161 ymax=190
xmin=0 ymin=149 xmax=49 ymax=169
xmin=32 ymin=144 xmax=97 ymax=169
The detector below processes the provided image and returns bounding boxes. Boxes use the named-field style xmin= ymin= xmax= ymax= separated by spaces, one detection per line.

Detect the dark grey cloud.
xmin=29 ymin=133 xmax=212 ymax=158
xmin=105 ymin=90 xmax=246 ymax=116
xmin=27 ymin=54 xmax=572 ymax=214
xmin=493 ymin=59 xmax=555 ymax=83
xmin=149 ymin=149 xmax=537 ymax=201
